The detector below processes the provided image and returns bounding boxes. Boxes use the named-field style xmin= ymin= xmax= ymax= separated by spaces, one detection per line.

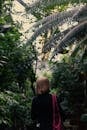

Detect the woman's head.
xmin=35 ymin=77 xmax=50 ymax=95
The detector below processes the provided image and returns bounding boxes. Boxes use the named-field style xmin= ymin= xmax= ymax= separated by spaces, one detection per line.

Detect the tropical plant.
xmin=51 ymin=60 xmax=87 ymax=118
xmin=0 ymin=0 xmax=36 ymax=93
xmin=0 ymin=91 xmax=32 ymax=128
xmin=0 ymin=1 xmax=36 ymax=129
xmin=17 ymin=0 xmax=87 ymax=62
xmin=19 ymin=0 xmax=87 ymax=123
xmin=0 ymin=0 xmax=87 ymax=129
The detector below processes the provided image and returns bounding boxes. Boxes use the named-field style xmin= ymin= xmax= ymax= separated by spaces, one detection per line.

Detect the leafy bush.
xmin=0 ymin=91 xmax=32 ymax=127
xmin=51 ymin=60 xmax=87 ymax=114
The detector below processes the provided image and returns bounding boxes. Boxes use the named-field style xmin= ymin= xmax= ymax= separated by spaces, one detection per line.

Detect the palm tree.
xmin=16 ymin=0 xmax=87 ymax=70
xmin=16 ymin=1 xmax=87 ymax=59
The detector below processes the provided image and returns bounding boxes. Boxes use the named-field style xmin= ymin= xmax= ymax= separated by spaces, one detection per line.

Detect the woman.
xmin=31 ymin=77 xmax=65 ymax=130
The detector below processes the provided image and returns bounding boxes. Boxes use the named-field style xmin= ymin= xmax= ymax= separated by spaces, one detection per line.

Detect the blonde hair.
xmin=36 ymin=77 xmax=50 ymax=94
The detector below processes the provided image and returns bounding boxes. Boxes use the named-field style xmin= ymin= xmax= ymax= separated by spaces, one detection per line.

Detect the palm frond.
xmin=80 ymin=47 xmax=87 ymax=62
xmin=51 ymin=21 xmax=87 ymax=59
xmin=73 ymin=5 xmax=87 ymax=22
xmin=71 ymin=36 xmax=87 ymax=57
xmin=29 ymin=5 xmax=84 ymax=28
xmin=26 ymin=8 xmax=80 ymax=46
xmin=42 ymin=28 xmax=72 ymax=53
xmin=26 ymin=5 xmax=87 ymax=46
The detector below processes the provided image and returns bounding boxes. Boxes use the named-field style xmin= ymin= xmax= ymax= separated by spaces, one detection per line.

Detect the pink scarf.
xmin=52 ymin=95 xmax=64 ymax=130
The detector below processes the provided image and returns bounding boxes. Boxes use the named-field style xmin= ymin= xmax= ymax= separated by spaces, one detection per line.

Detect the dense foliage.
xmin=0 ymin=0 xmax=36 ymax=129
xmin=51 ymin=60 xmax=87 ymax=108
xmin=23 ymin=0 xmax=87 ymax=125
xmin=0 ymin=91 xmax=32 ymax=128
xmin=0 ymin=0 xmax=87 ymax=129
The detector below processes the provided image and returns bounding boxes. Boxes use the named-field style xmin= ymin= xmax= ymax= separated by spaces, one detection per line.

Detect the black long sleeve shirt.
xmin=31 ymin=93 xmax=64 ymax=130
